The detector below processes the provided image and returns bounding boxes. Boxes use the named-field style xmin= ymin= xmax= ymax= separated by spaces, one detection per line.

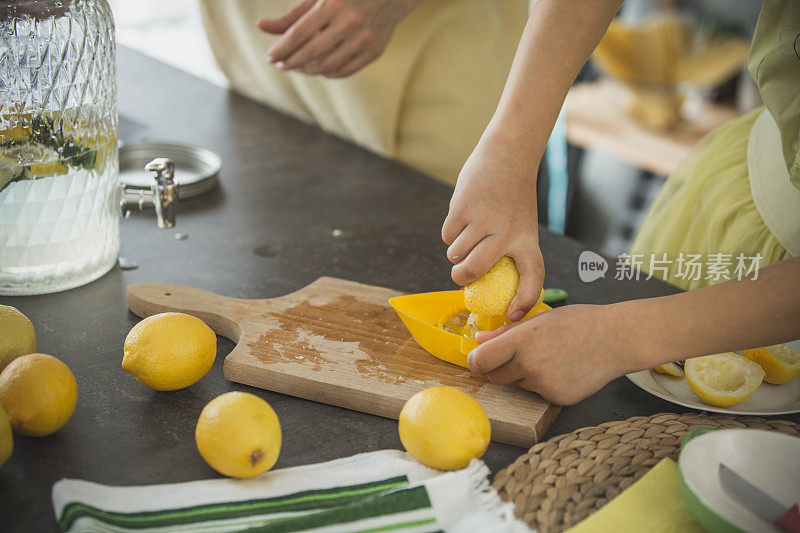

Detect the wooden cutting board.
xmin=126 ymin=277 xmax=559 ymax=447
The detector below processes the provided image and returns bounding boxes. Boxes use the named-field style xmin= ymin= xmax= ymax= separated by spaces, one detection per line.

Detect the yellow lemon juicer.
xmin=389 ymin=257 xmax=551 ymax=368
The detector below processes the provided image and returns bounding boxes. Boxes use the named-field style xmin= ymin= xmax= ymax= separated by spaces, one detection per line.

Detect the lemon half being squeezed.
xmin=458 ymin=256 xmax=520 ymax=338
xmin=441 ymin=257 xmax=545 ymax=340
xmin=464 ymin=256 xmax=519 ymax=318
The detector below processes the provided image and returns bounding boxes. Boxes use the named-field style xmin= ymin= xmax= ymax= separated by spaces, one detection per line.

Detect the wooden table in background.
xmin=565 ymin=81 xmax=741 ymax=176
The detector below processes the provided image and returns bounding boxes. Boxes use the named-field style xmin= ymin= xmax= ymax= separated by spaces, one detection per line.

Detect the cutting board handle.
xmin=126 ymin=283 xmax=245 ymax=341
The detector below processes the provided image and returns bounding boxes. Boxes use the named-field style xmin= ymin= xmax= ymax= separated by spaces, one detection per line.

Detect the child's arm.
xmin=442 ymin=0 xmax=624 ymax=321
xmin=468 ymin=257 xmax=800 ymax=406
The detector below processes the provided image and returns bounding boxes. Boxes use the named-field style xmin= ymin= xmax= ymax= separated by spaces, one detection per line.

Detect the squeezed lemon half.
xmin=743 ymin=344 xmax=800 ymax=385
xmin=685 ymin=353 xmax=764 ymax=407
xmin=654 ymin=363 xmax=685 ymax=377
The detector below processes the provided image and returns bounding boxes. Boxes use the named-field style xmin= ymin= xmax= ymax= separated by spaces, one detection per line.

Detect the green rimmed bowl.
xmin=679 ymin=428 xmax=800 ymax=532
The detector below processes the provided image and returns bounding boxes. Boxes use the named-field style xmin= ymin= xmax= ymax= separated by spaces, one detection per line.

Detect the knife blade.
xmin=718 ymin=463 xmax=800 ymax=533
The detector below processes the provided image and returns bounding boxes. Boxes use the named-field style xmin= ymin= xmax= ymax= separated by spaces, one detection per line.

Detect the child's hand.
xmin=467 ymin=304 xmax=644 ymax=405
xmin=442 ymin=139 xmax=544 ymax=321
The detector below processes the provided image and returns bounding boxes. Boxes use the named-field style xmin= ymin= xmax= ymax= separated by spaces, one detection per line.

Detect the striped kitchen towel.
xmin=52 ymin=449 xmax=531 ymax=533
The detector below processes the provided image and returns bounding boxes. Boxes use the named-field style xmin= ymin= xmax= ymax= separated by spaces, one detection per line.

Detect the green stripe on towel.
xmin=60 ymin=476 xmax=411 ymax=531
xmin=357 ymin=519 xmax=443 ymax=533
xmin=238 ymin=486 xmax=433 ymax=532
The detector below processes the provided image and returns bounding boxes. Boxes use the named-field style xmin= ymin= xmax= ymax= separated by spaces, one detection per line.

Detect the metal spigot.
xmin=121 ymin=158 xmax=180 ymax=228
xmin=145 ymin=158 xmax=178 ymax=229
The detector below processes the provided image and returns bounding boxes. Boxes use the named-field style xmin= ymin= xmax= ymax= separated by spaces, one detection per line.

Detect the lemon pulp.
xmin=685 ymin=352 xmax=764 ymax=407
xmin=743 ymin=344 xmax=800 ymax=384
xmin=440 ymin=310 xmax=509 ymax=339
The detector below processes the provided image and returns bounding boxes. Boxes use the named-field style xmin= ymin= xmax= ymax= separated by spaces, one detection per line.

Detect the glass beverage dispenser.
xmin=0 ymin=0 xmax=119 ymax=295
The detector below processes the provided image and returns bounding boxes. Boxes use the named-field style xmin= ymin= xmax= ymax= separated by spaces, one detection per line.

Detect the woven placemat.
xmin=493 ymin=412 xmax=800 ymax=533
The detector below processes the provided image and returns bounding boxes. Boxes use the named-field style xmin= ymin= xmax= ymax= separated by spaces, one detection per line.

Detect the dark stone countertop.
xmin=3 ymin=48 xmax=794 ymax=531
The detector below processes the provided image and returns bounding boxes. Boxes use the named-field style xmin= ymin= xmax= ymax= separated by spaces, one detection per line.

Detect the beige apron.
xmin=199 ymin=0 xmax=527 ymax=184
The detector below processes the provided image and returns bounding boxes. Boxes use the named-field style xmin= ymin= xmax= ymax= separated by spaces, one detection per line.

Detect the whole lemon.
xmin=464 ymin=257 xmax=519 ymax=317
xmin=0 ymin=406 xmax=12 ymax=467
xmin=195 ymin=392 xmax=281 ymax=479
xmin=399 ymin=386 xmax=491 ymax=470
xmin=0 ymin=305 xmax=37 ymax=372
xmin=0 ymin=353 xmax=78 ymax=436
xmin=123 ymin=313 xmax=216 ymax=391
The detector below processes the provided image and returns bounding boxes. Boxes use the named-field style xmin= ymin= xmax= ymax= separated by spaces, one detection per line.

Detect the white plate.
xmin=680 ymin=429 xmax=800 ymax=533
xmin=626 ymin=340 xmax=800 ymax=416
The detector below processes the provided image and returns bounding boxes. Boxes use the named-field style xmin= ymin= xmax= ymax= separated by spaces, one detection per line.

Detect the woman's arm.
xmin=442 ymin=0 xmax=624 ymax=321
xmin=468 ymin=257 xmax=800 ymax=405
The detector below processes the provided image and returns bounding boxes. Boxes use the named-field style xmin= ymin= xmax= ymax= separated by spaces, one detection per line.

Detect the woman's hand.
xmin=467 ymin=304 xmax=647 ymax=405
xmin=442 ymin=135 xmax=544 ymax=321
xmin=259 ymin=0 xmax=420 ymax=78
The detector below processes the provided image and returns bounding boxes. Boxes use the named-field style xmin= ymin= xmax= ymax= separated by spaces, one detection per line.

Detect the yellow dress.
xmin=198 ymin=0 xmax=527 ymax=185
xmin=630 ymin=1 xmax=799 ymax=290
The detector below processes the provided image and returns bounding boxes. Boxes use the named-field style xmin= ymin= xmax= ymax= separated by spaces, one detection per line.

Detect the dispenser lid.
xmin=119 ymin=141 xmax=221 ymax=199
